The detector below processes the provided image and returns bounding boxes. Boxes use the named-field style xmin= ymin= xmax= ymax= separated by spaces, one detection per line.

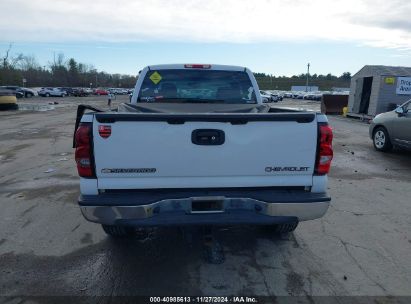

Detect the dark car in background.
xmin=0 ymin=86 xmax=35 ymax=98
xmin=57 ymin=87 xmax=76 ymax=96
xmin=71 ymin=88 xmax=89 ymax=97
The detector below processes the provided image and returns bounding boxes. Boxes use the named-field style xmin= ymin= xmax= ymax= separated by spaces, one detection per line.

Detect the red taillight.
xmin=315 ymin=124 xmax=333 ymax=175
xmin=75 ymin=123 xmax=95 ymax=178
xmin=184 ymin=64 xmax=211 ymax=69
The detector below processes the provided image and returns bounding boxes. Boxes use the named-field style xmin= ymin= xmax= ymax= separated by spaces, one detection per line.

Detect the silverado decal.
xmin=101 ymin=168 xmax=157 ymax=174
xmin=265 ymin=167 xmax=310 ymax=173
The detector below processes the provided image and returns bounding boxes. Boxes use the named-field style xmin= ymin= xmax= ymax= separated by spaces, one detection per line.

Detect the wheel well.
xmin=372 ymin=125 xmax=388 ymax=137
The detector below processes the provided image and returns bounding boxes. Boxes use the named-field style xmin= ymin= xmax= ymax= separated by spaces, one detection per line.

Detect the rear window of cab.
xmin=138 ymin=69 xmax=257 ymax=104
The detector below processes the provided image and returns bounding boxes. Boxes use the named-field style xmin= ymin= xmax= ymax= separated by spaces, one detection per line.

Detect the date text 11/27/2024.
xmin=149 ymin=296 xmax=258 ymax=303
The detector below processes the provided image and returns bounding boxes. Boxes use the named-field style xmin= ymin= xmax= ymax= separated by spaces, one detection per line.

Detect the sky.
xmin=1 ymin=0 xmax=411 ymax=76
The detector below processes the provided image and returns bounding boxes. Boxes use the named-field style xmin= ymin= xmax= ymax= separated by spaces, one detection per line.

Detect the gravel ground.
xmin=0 ymin=96 xmax=410 ymax=302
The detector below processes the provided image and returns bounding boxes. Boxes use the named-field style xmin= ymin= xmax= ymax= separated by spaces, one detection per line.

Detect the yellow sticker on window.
xmin=385 ymin=77 xmax=395 ymax=85
xmin=149 ymin=71 xmax=162 ymax=84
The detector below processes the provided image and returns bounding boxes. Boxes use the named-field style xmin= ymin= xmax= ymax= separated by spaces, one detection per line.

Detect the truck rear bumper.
xmin=78 ymin=189 xmax=330 ymax=226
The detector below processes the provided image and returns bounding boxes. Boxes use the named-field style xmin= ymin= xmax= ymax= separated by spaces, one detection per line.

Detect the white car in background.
xmin=295 ymin=92 xmax=306 ymax=99
xmin=284 ymin=92 xmax=293 ymax=98
xmin=259 ymin=90 xmax=273 ymax=103
xmin=267 ymin=90 xmax=282 ymax=102
xmin=83 ymin=88 xmax=93 ymax=94
xmin=108 ymin=88 xmax=127 ymax=95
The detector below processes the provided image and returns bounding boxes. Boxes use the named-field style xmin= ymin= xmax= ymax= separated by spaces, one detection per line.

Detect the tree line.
xmin=1 ymin=46 xmax=351 ymax=90
xmin=0 ymin=47 xmax=136 ymax=88
xmin=254 ymin=72 xmax=351 ymax=91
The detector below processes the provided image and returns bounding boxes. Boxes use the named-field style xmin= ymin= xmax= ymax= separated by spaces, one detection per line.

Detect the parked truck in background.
xmin=74 ymin=64 xmax=333 ymax=237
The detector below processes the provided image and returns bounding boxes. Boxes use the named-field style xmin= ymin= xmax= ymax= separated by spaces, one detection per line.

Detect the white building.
xmin=348 ymin=65 xmax=411 ymax=117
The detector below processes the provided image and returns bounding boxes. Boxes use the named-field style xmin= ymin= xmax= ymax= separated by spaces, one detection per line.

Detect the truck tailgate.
xmin=92 ymin=113 xmax=317 ymax=190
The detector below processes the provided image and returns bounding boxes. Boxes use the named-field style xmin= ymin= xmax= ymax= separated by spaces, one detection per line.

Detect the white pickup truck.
xmin=74 ymin=64 xmax=333 ymax=237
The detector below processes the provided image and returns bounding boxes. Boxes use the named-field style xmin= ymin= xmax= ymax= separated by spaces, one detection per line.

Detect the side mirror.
xmin=395 ymin=107 xmax=404 ymax=115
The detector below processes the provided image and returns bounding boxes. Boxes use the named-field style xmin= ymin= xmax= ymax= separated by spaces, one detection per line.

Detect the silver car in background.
xmin=38 ymin=87 xmax=67 ymax=97
xmin=369 ymin=99 xmax=411 ymax=151
xmin=259 ymin=90 xmax=273 ymax=103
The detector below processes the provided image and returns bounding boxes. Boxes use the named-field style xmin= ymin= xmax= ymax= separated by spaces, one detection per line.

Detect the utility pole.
xmin=306 ymin=63 xmax=310 ymax=92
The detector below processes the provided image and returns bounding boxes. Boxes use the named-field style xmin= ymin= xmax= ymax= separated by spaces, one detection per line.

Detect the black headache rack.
xmin=73 ymin=104 xmax=106 ymax=148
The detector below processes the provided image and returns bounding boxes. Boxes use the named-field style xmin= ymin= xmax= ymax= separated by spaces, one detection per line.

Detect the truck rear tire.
xmin=102 ymin=224 xmax=134 ymax=237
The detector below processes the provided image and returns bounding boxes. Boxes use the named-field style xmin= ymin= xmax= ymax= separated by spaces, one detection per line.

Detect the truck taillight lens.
xmin=75 ymin=123 xmax=95 ymax=178
xmin=315 ymin=124 xmax=333 ymax=175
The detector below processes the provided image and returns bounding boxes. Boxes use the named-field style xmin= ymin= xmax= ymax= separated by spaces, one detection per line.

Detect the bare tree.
xmin=10 ymin=53 xmax=24 ymax=69
xmin=18 ymin=55 xmax=39 ymax=71
xmin=56 ymin=53 xmax=65 ymax=66
xmin=2 ymin=43 xmax=13 ymax=68
xmin=50 ymin=52 xmax=66 ymax=69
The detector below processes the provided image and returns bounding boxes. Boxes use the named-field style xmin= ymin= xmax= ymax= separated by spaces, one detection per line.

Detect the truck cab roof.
xmin=147 ymin=64 xmax=247 ymax=72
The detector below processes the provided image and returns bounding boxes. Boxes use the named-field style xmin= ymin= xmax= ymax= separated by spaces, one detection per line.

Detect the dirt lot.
xmin=0 ymin=96 xmax=410 ymax=302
